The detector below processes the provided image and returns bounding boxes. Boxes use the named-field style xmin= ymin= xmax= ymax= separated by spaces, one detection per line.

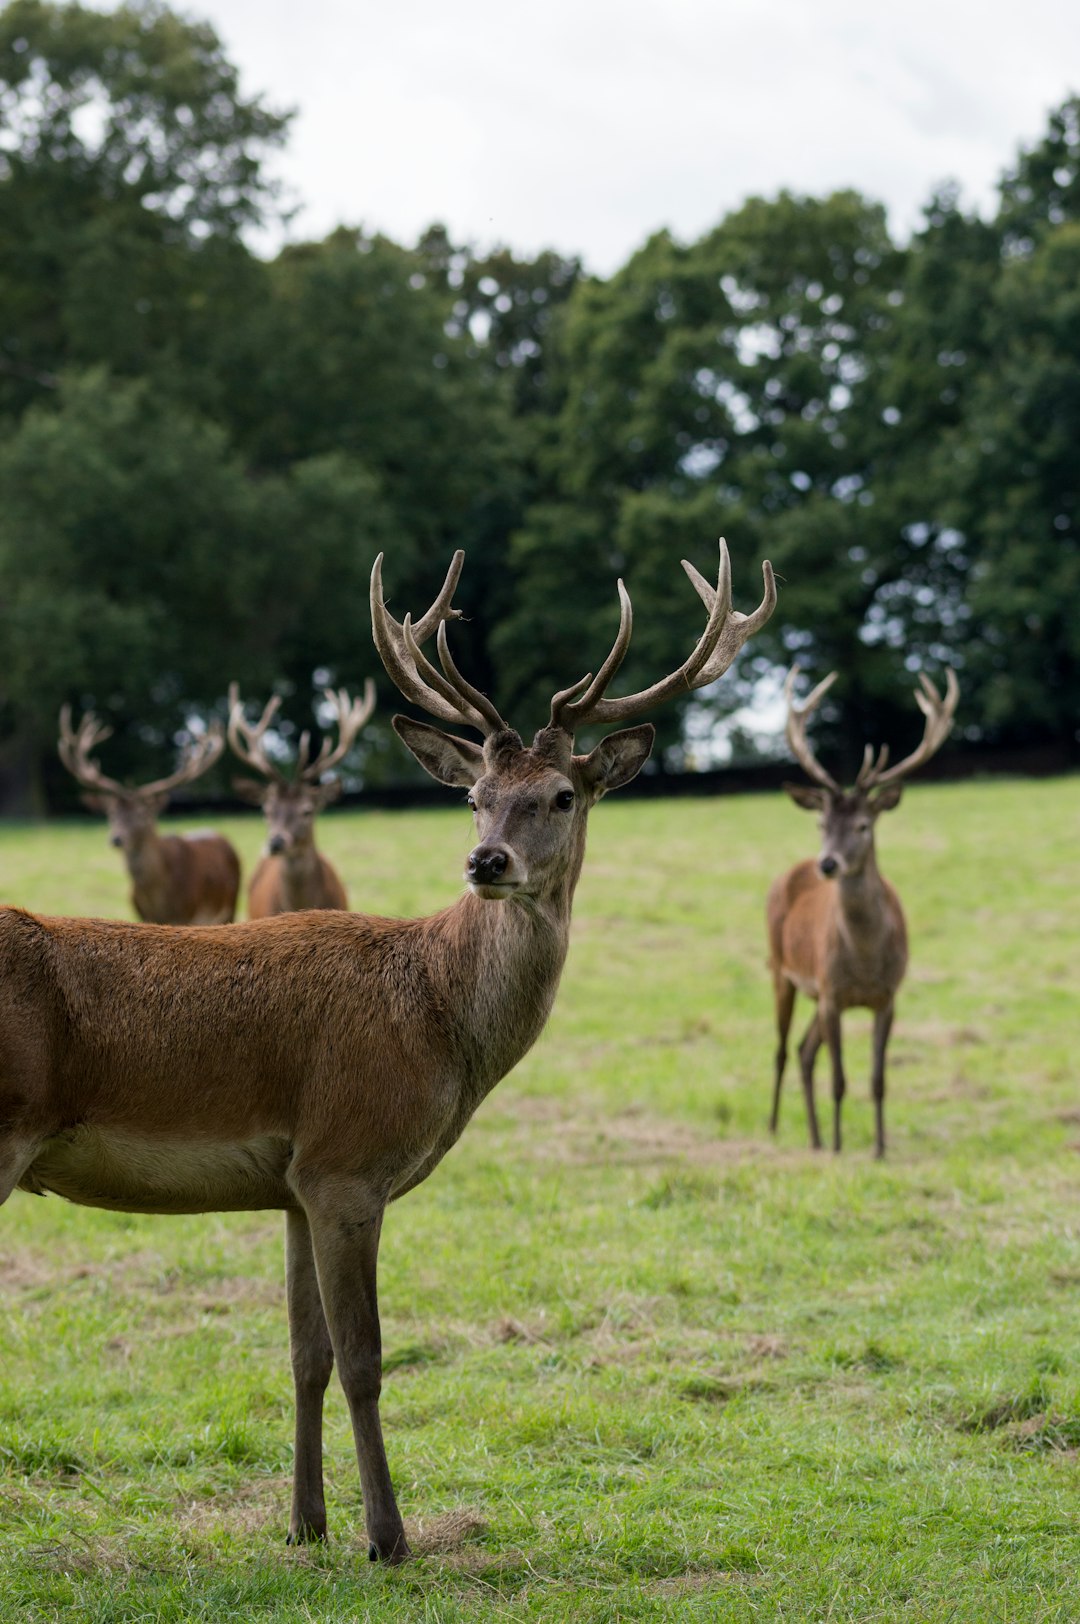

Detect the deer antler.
xmin=59 ymin=706 xmax=223 ymax=799
xmin=58 ymin=706 xmax=127 ymax=795
xmin=549 ymin=539 xmax=776 ymax=733
xmin=856 ymin=669 xmax=960 ymax=791
xmin=136 ymin=728 xmax=225 ymax=798
xmin=784 ymin=667 xmax=843 ymax=793
xmin=228 ymin=684 xmax=288 ymax=784
xmin=370 ymin=550 xmax=510 ymax=737
xmin=295 ymin=682 xmax=377 ymax=782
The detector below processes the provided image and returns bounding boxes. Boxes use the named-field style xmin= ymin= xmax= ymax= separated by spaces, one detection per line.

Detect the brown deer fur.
xmin=58 ymin=709 xmax=239 ymax=925
xmin=767 ymin=667 xmax=958 ymax=1158
xmin=229 ymin=685 xmax=374 ymax=917
xmin=240 ymin=783 xmax=349 ymax=916
xmin=5 ymin=544 xmax=774 ymax=1562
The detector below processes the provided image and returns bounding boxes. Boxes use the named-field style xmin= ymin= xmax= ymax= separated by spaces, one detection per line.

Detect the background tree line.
xmin=0 ymin=0 xmax=1076 ymax=812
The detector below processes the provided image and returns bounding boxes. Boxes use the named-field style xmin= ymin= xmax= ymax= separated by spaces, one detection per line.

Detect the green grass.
xmin=0 ymin=780 xmax=1078 ymax=1620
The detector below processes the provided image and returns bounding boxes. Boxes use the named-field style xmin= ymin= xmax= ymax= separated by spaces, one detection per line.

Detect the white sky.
xmin=201 ymin=0 xmax=1078 ymax=272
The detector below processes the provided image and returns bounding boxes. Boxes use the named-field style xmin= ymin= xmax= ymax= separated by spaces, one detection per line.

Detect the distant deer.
xmin=58 ymin=707 xmax=240 ymax=925
xmin=3 ymin=542 xmax=774 ymax=1562
xmin=228 ymin=683 xmax=375 ymax=916
xmin=767 ymin=666 xmax=959 ymax=1158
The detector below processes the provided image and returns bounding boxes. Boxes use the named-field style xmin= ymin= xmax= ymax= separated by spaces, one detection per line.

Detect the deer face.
xmin=394 ymin=720 xmax=654 ymax=901
xmin=784 ymin=783 xmax=903 ymax=879
xmin=235 ymin=779 xmax=340 ymax=858
xmin=83 ymin=792 xmax=166 ymax=851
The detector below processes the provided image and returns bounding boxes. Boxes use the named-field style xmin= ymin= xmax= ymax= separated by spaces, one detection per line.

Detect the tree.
xmin=0 ymin=0 xmax=288 ymax=415
xmin=497 ymin=192 xmax=907 ymax=760
xmin=0 ymin=370 xmax=396 ymax=809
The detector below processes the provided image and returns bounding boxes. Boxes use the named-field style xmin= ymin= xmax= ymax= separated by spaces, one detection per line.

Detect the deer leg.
xmin=285 ymin=1208 xmax=334 ymax=1544
xmin=770 ymin=978 xmax=796 ymax=1134
xmin=871 ymin=1002 xmax=894 ymax=1160
xmin=299 ymin=1178 xmax=410 ymax=1564
xmin=820 ymin=1004 xmax=846 ymax=1153
xmin=797 ymin=1013 xmax=823 ymax=1150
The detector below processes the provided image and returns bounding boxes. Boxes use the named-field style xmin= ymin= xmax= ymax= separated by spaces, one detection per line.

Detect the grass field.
xmin=0 ymin=779 xmax=1078 ymax=1621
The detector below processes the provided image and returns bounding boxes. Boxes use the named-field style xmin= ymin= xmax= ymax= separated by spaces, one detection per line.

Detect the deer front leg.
xmin=770 ymin=977 xmax=796 ymax=1134
xmin=871 ymin=1002 xmax=894 ymax=1160
xmin=820 ymin=1002 xmax=846 ymax=1153
xmin=285 ymin=1208 xmax=334 ymax=1544
xmin=797 ymin=1012 xmax=823 ymax=1150
xmin=300 ymin=1178 xmax=410 ymax=1564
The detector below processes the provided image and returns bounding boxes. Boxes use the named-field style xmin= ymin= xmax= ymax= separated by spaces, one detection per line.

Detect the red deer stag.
xmin=4 ymin=542 xmax=774 ymax=1562
xmin=228 ymin=683 xmax=375 ymax=916
xmin=58 ymin=707 xmax=240 ymax=924
xmin=767 ymin=666 xmax=959 ymax=1158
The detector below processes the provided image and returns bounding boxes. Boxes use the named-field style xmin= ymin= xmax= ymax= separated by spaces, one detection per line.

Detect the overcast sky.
xmin=201 ymin=0 xmax=1077 ymax=272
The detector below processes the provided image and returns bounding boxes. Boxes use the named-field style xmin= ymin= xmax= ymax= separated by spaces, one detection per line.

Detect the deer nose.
xmin=467 ymin=846 xmax=508 ymax=885
xmin=819 ymin=855 xmax=839 ymax=878
xmin=267 ymin=834 xmax=286 ymax=855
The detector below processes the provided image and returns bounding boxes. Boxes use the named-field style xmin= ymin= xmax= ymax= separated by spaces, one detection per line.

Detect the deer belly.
xmin=21 ymin=1128 xmax=294 ymax=1214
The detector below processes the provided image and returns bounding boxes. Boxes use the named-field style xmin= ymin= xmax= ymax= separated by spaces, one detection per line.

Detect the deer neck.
xmin=835 ymin=850 xmax=889 ymax=944
xmin=124 ymin=822 xmax=167 ymax=884
xmin=279 ymin=834 xmax=320 ymax=904
xmin=430 ymin=874 xmax=576 ymax=1109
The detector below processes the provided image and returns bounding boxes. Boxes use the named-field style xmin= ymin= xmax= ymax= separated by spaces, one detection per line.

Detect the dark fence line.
xmin=44 ymin=736 xmax=1077 ymax=821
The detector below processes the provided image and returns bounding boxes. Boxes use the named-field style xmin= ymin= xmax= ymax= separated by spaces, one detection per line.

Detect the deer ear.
xmin=232 ymin=777 xmax=267 ymax=806
xmin=80 ymin=792 xmax=110 ymax=815
xmin=576 ymin=724 xmax=655 ymax=800
xmin=392 ymin=716 xmax=484 ymax=788
xmin=870 ymin=783 xmax=903 ymax=814
xmin=783 ymin=782 xmax=828 ymax=812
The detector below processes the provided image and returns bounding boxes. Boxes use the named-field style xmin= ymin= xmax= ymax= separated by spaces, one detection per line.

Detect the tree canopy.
xmin=0 ymin=2 xmax=1077 ymax=810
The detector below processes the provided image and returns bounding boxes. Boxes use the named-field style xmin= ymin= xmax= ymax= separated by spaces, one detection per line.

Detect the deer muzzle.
xmin=466 ymin=844 xmax=521 ymax=897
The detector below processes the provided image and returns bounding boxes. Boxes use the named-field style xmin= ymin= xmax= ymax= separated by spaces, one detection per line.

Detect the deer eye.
xmin=466 ymin=794 xmax=477 ymax=810
xmin=554 ymin=789 xmax=575 ymax=810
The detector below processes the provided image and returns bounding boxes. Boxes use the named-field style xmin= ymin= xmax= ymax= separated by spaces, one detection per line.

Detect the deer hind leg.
xmin=295 ymin=1172 xmax=410 ymax=1564
xmin=820 ymin=1003 xmax=846 ymax=1153
xmin=285 ymin=1208 xmax=335 ymax=1543
xmin=871 ymin=1002 xmax=894 ymax=1160
xmin=770 ymin=977 xmax=796 ymax=1134
xmin=797 ymin=1013 xmax=824 ymax=1150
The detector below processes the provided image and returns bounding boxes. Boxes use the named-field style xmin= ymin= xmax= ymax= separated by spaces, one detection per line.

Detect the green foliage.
xmin=0 ymin=369 xmax=395 ymax=795
xmin=1 ymin=0 xmax=1080 ymax=805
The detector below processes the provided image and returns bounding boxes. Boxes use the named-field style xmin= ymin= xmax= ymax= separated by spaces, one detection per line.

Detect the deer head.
xmin=372 ymin=543 xmax=776 ymax=903
xmin=228 ymin=683 xmax=375 ymax=856
xmin=58 ymin=706 xmax=225 ymax=850
xmin=782 ymin=666 xmax=960 ymax=879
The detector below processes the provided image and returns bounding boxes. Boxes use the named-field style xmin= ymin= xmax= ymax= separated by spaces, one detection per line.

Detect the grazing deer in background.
xmin=228 ymin=683 xmax=375 ymax=916
xmin=767 ymin=666 xmax=959 ymax=1158
xmin=57 ymin=708 xmax=240 ymax=925
xmin=2 ymin=541 xmax=774 ymax=1563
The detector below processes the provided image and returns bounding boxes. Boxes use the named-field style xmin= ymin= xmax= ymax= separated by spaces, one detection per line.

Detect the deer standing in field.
xmin=58 ymin=707 xmax=240 ymax=925
xmin=1 ymin=542 xmax=774 ymax=1562
xmin=228 ymin=683 xmax=375 ymax=916
xmin=767 ymin=666 xmax=959 ymax=1158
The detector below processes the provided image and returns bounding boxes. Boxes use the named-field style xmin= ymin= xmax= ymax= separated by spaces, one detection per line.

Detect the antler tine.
xmin=371 ymin=551 xmax=508 ymax=737
xmin=298 ymin=680 xmax=378 ymax=781
xmin=57 ymin=705 xmax=126 ymax=795
xmin=784 ymin=666 xmax=843 ymax=793
xmin=137 ymin=726 xmax=226 ymax=799
xmin=549 ymin=579 xmax=633 ymax=732
xmin=552 ymin=540 xmax=776 ymax=732
xmin=227 ymin=683 xmax=287 ymax=783
xmin=866 ymin=667 xmax=960 ymax=790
